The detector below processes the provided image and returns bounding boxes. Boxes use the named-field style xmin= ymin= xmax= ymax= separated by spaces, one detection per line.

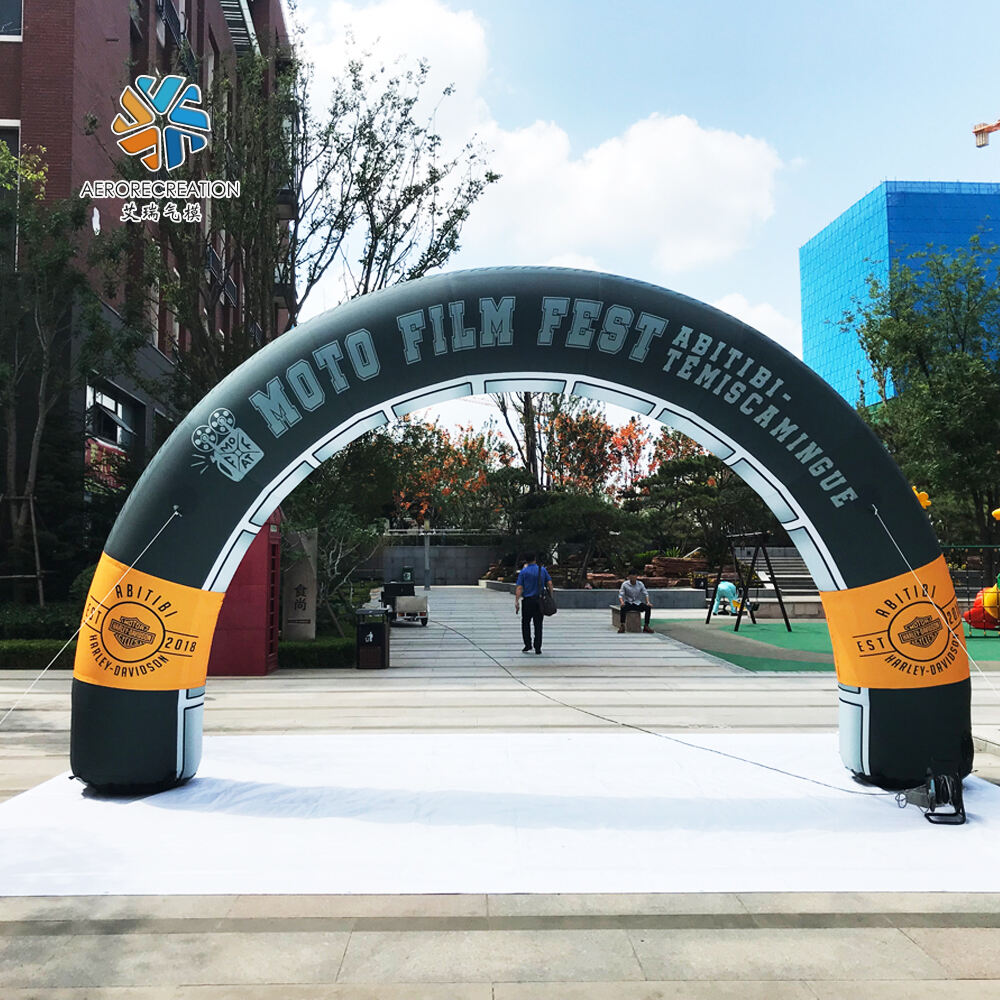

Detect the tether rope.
xmin=424 ymin=612 xmax=895 ymax=801
xmin=871 ymin=504 xmax=1000 ymax=699
xmin=0 ymin=507 xmax=182 ymax=731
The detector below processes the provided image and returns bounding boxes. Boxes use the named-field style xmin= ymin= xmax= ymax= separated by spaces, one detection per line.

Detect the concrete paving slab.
xmin=903 ymin=927 xmax=1000 ymax=978
xmin=808 ymin=984 xmax=1000 ymax=1000
xmin=3 ymin=585 xmax=1000 ymax=994
xmin=335 ymin=928 xmax=644 ymax=982
xmin=226 ymin=893 xmax=489 ymax=920
xmin=627 ymin=927 xmax=950 ymax=981
xmin=736 ymin=892 xmax=1000 ymax=914
xmin=487 ymin=893 xmax=748 ymax=917
xmin=0 ymin=895 xmax=240 ymax=920
xmin=494 ymin=984 xmax=815 ymax=999
xmin=1 ymin=931 xmax=352 ymax=989
xmin=2 ymin=987 xmax=493 ymax=1000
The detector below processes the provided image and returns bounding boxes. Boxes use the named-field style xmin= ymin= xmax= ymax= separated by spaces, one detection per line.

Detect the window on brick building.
xmin=157 ymin=267 xmax=181 ymax=357
xmin=86 ymin=385 xmax=136 ymax=452
xmin=0 ymin=127 xmax=17 ymax=155
xmin=206 ymin=35 xmax=218 ymax=93
xmin=0 ymin=0 xmax=21 ymax=35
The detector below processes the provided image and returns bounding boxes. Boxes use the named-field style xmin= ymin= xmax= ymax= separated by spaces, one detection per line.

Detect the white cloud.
xmin=293 ymin=0 xmax=785 ymax=307
xmin=710 ymin=292 xmax=802 ymax=358
xmin=461 ymin=113 xmax=782 ymax=276
xmin=297 ymin=0 xmax=491 ymax=141
xmin=542 ymin=252 xmax=602 ymax=272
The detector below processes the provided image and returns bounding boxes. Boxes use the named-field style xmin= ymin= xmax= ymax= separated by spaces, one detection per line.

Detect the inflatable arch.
xmin=71 ymin=268 xmax=973 ymax=793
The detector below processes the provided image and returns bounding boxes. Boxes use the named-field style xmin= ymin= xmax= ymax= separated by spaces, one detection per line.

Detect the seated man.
xmin=618 ymin=570 xmax=654 ymax=633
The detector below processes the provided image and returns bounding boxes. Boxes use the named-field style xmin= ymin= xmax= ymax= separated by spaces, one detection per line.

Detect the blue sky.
xmin=293 ymin=0 xmax=1000 ymax=415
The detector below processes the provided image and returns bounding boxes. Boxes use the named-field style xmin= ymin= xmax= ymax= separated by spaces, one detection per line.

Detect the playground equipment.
xmin=964 ymin=577 xmax=1000 ymax=632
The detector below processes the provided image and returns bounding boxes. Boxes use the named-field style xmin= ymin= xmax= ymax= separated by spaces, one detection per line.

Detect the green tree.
xmin=517 ymin=491 xmax=641 ymax=585
xmin=628 ymin=451 xmax=774 ymax=568
xmin=281 ymin=432 xmax=394 ymax=634
xmin=0 ymin=146 xmax=143 ymax=601
xmin=107 ymin=46 xmax=498 ymax=417
xmin=847 ymin=238 xmax=1000 ymax=553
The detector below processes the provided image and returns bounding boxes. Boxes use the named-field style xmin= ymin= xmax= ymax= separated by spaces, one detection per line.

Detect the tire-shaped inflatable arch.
xmin=71 ymin=268 xmax=972 ymax=793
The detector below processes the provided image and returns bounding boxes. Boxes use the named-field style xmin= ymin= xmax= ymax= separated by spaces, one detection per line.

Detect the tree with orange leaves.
xmin=610 ymin=416 xmax=654 ymax=492
xmin=648 ymin=427 xmax=705 ymax=473
xmin=544 ymin=401 xmax=616 ymax=495
xmin=390 ymin=417 xmax=514 ymax=529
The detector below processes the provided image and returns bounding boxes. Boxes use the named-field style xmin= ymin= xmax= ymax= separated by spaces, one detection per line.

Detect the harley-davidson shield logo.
xmin=897 ymin=614 xmax=943 ymax=649
xmin=108 ymin=615 xmax=157 ymax=650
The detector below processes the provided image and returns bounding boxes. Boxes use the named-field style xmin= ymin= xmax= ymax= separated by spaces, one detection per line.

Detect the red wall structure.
xmin=207 ymin=511 xmax=280 ymax=676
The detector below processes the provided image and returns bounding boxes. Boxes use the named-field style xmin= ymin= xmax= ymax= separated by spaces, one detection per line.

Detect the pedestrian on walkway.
xmin=618 ymin=570 xmax=654 ymax=633
xmin=514 ymin=553 xmax=553 ymax=654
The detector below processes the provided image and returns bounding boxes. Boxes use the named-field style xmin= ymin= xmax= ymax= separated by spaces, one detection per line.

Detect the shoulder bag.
xmin=540 ymin=568 xmax=557 ymax=616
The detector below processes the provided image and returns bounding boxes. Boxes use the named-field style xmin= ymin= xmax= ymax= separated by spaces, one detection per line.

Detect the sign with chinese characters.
xmin=80 ymin=73 xmax=239 ymax=223
xmin=282 ymin=528 xmax=318 ymax=640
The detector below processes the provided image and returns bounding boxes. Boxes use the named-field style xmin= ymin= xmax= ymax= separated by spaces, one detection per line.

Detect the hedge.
xmin=0 ymin=637 xmax=359 ymax=671
xmin=0 ymin=639 xmax=76 ymax=670
xmin=0 ymin=603 xmax=82 ymax=640
xmin=278 ymin=636 xmax=356 ymax=669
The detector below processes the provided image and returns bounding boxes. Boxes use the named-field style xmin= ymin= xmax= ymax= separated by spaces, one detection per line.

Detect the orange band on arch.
xmin=821 ymin=554 xmax=969 ymax=689
xmin=73 ymin=553 xmax=224 ymax=691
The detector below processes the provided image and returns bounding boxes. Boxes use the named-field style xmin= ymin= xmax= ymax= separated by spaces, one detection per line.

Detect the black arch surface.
xmin=109 ymin=268 xmax=935 ymax=588
xmin=72 ymin=268 xmax=971 ymax=792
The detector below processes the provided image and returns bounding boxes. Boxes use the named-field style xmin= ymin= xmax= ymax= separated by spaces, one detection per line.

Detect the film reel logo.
xmin=191 ymin=408 xmax=264 ymax=483
xmin=112 ymin=74 xmax=211 ymax=173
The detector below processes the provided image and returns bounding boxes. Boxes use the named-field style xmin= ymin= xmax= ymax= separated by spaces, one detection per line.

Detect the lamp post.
xmin=422 ymin=520 xmax=431 ymax=591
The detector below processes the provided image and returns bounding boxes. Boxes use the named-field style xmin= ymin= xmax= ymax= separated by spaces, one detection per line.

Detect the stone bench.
xmin=610 ymin=606 xmax=643 ymax=632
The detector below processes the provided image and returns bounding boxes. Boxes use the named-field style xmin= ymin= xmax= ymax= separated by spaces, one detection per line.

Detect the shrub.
xmin=0 ymin=602 xmax=82 ymax=639
xmin=0 ymin=639 xmax=75 ymax=669
xmin=69 ymin=565 xmax=98 ymax=605
xmin=632 ymin=550 xmax=660 ymax=566
xmin=278 ymin=636 xmax=356 ymax=669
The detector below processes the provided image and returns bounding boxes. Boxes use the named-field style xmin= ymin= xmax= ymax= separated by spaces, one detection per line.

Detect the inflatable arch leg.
xmin=70 ymin=268 xmax=972 ymax=793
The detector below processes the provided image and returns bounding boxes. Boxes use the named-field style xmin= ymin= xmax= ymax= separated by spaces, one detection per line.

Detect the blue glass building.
xmin=799 ymin=181 xmax=1000 ymax=404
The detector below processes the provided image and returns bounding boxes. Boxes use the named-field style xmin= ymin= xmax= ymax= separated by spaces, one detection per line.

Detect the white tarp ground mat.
xmin=1 ymin=732 xmax=998 ymax=895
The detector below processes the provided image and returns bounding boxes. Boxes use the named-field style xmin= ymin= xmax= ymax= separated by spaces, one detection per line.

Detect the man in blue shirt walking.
xmin=514 ymin=553 xmax=553 ymax=654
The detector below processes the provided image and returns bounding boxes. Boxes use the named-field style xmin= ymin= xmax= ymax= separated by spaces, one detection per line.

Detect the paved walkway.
xmin=3 ymin=584 xmax=1000 ymax=997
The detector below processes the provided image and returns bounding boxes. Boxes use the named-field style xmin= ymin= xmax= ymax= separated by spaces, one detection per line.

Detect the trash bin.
xmin=355 ymin=607 xmax=390 ymax=669
xmin=401 ymin=565 xmax=414 ymax=583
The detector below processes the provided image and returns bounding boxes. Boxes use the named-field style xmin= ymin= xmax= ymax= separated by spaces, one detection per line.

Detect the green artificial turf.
xmin=964 ymin=631 xmax=1000 ymax=664
xmin=706 ymin=619 xmax=834 ymax=655
xmin=652 ymin=616 xmax=1000 ymax=673
xmin=710 ymin=652 xmax=834 ymax=673
xmin=650 ymin=618 xmax=835 ymax=672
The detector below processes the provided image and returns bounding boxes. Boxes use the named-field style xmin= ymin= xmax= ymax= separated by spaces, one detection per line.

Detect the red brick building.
xmin=1 ymin=1 xmax=291 ymax=671
xmin=1 ymin=0 xmax=290 ymax=461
